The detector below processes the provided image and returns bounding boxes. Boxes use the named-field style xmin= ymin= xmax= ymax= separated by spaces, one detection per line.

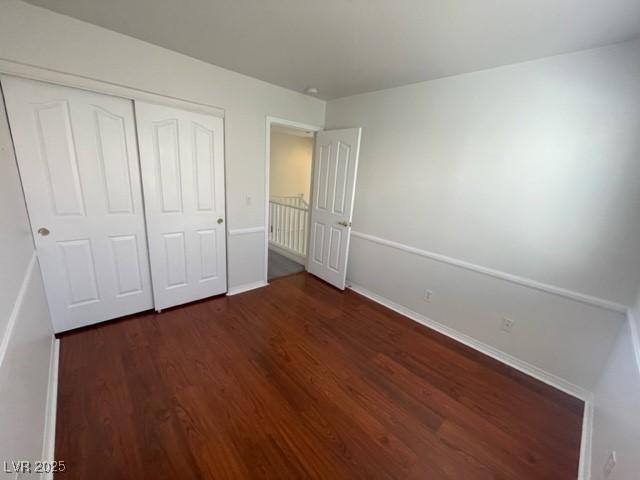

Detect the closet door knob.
xmin=217 ymin=218 xmax=224 ymax=224
xmin=37 ymin=227 xmax=50 ymax=236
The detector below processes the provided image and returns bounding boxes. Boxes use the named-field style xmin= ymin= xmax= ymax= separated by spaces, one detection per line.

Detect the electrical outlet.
xmin=603 ymin=451 xmax=616 ymax=478
xmin=500 ymin=317 xmax=515 ymax=333
xmin=423 ymin=289 xmax=433 ymax=303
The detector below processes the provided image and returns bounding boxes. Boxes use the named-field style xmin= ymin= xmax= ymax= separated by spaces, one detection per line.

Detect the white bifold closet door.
xmin=135 ymin=101 xmax=227 ymax=310
xmin=1 ymin=76 xmax=153 ymax=332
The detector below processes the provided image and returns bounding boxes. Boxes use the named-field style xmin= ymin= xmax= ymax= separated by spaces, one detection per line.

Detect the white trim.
xmin=0 ymin=58 xmax=225 ymax=118
xmin=576 ymin=309 xmax=638 ymax=480
xmin=0 ymin=252 xmax=37 ymax=370
xmin=626 ymin=310 xmax=640 ymax=376
xmin=351 ymin=231 xmax=627 ymax=314
xmin=227 ymin=281 xmax=268 ymax=296
xmin=578 ymin=394 xmax=594 ymax=480
xmin=264 ymin=116 xmax=322 ymax=284
xmin=266 ymin=116 xmax=324 ymax=133
xmin=228 ymin=226 xmax=266 ymax=236
xmin=0 ymin=253 xmax=59 ymax=478
xmin=41 ymin=338 xmax=60 ymax=480
xmin=348 ymin=282 xmax=590 ymax=400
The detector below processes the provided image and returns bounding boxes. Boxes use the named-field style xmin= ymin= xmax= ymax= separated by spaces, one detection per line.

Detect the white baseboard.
xmin=348 ymin=282 xmax=590 ymax=401
xmin=41 ymin=337 xmax=60 ymax=480
xmin=227 ymin=281 xmax=268 ymax=296
xmin=578 ymin=394 xmax=594 ymax=480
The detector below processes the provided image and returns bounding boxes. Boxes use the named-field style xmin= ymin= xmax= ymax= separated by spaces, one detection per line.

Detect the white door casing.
xmin=1 ymin=76 xmax=153 ymax=332
xmin=307 ymin=128 xmax=361 ymax=289
xmin=135 ymin=101 xmax=227 ymax=310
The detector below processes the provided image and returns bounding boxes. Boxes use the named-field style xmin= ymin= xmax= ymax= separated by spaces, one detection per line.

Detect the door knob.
xmin=37 ymin=227 xmax=50 ymax=236
xmin=337 ymin=221 xmax=351 ymax=227
xmin=217 ymin=218 xmax=224 ymax=224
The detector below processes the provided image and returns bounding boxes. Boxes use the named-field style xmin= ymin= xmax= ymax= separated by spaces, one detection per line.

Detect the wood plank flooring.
xmin=55 ymin=273 xmax=583 ymax=479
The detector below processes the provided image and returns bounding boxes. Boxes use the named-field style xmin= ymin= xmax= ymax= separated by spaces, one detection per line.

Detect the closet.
xmin=135 ymin=101 xmax=226 ymax=311
xmin=1 ymin=76 xmax=227 ymax=332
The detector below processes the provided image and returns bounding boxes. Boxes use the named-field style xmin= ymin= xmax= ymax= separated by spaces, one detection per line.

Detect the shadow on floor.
xmin=268 ymin=250 xmax=305 ymax=281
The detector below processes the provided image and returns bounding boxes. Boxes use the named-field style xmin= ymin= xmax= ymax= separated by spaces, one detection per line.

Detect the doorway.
xmin=266 ymin=120 xmax=317 ymax=281
xmin=265 ymin=118 xmax=361 ymax=290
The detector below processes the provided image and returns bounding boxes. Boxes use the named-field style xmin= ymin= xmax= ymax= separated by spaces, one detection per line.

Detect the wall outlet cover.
xmin=501 ymin=317 xmax=515 ymax=333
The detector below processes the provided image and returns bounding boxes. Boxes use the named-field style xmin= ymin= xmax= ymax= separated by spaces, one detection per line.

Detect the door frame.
xmin=264 ymin=116 xmax=322 ymax=284
xmin=0 ymin=59 xmax=225 ymax=118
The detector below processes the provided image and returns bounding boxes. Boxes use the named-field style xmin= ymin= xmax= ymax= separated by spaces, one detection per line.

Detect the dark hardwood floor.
xmin=55 ymin=273 xmax=583 ymax=479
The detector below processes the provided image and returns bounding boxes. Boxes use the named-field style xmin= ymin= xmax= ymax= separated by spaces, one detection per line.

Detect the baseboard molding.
xmin=348 ymin=282 xmax=590 ymax=401
xmin=227 ymin=281 xmax=268 ymax=296
xmin=578 ymin=394 xmax=594 ymax=480
xmin=0 ymin=252 xmax=37 ymax=370
xmin=350 ymin=231 xmax=627 ymax=314
xmin=268 ymin=243 xmax=306 ymax=265
xmin=41 ymin=338 xmax=60 ymax=480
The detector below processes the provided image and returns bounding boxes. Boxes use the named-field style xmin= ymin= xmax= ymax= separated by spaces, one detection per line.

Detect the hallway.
xmin=267 ymin=250 xmax=305 ymax=281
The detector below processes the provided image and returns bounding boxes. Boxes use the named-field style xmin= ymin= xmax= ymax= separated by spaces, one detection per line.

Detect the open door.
xmin=307 ymin=128 xmax=361 ymax=289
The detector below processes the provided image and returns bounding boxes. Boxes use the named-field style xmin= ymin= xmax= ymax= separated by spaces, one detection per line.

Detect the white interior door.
xmin=135 ymin=101 xmax=227 ymax=310
xmin=307 ymin=128 xmax=361 ymax=289
xmin=1 ymin=76 xmax=153 ymax=332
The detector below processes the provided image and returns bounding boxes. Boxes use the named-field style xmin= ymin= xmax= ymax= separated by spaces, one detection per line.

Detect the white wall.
xmin=0 ymin=87 xmax=33 ymax=342
xmin=327 ymin=40 xmax=640 ymax=306
xmin=348 ymin=238 xmax=623 ymax=393
xmin=0 ymin=0 xmax=326 ymax=290
xmin=590 ymin=314 xmax=640 ymax=479
xmin=0 ymin=87 xmax=55 ymax=478
xmin=326 ymin=41 xmax=640 ymax=392
xmin=269 ymin=131 xmax=313 ymax=202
